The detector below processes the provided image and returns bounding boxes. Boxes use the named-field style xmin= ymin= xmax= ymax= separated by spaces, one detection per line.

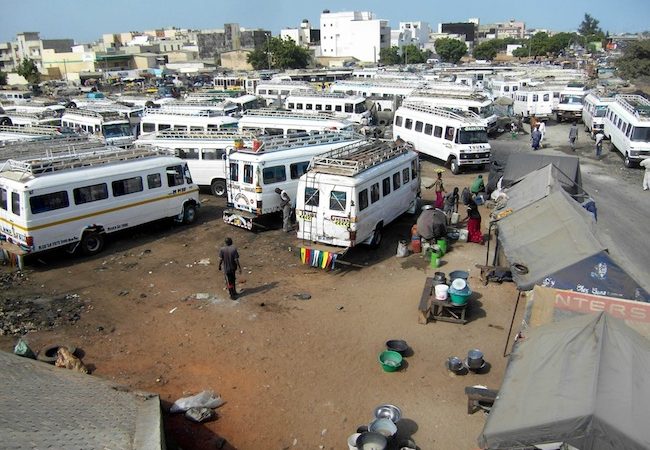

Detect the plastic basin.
xmin=449 ymin=289 xmax=472 ymax=306
xmin=378 ymin=350 xmax=403 ymax=372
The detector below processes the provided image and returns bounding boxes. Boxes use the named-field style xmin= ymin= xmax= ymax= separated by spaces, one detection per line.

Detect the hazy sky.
xmin=0 ymin=0 xmax=647 ymax=43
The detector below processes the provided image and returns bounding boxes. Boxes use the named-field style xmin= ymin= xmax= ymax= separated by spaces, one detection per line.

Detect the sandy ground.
xmin=0 ymin=155 xmax=525 ymax=450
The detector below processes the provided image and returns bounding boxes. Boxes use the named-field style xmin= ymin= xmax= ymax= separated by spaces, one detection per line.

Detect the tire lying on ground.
xmin=37 ymin=343 xmax=77 ymax=364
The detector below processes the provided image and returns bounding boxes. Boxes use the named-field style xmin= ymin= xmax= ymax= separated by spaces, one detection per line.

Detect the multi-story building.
xmin=280 ymin=20 xmax=321 ymax=48
xmin=391 ymin=21 xmax=431 ymax=49
xmin=197 ymin=23 xmax=270 ymax=60
xmin=439 ymin=22 xmax=476 ymax=49
xmin=478 ymin=20 xmax=526 ymax=41
xmin=0 ymin=42 xmax=15 ymax=72
xmin=9 ymin=32 xmax=74 ymax=73
xmin=319 ymin=10 xmax=390 ymax=63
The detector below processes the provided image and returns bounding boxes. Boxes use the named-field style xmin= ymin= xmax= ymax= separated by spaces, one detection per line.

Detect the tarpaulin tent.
xmin=478 ymin=312 xmax=650 ymax=450
xmin=493 ymin=164 xmax=563 ymax=216
xmin=501 ymin=153 xmax=582 ymax=195
xmin=497 ymin=189 xmax=605 ymax=291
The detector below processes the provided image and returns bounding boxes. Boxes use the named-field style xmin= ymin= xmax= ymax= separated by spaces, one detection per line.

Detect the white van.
xmin=512 ymin=87 xmax=554 ymax=120
xmin=0 ymin=146 xmax=200 ymax=263
xmin=237 ymin=109 xmax=355 ymax=137
xmin=61 ymin=108 xmax=136 ymax=147
xmin=136 ymin=129 xmax=257 ymax=197
xmin=582 ymin=92 xmax=615 ymax=139
xmin=0 ymin=125 xmax=65 ymax=144
xmin=392 ymin=102 xmax=491 ymax=174
xmin=0 ymin=90 xmax=32 ymax=104
xmin=556 ymin=84 xmax=587 ymax=123
xmin=139 ymin=106 xmax=239 ymax=135
xmin=255 ymin=81 xmax=315 ymax=106
xmin=284 ymin=92 xmax=370 ymax=124
xmin=223 ymin=131 xmax=363 ymax=230
xmin=296 ymin=141 xmax=420 ymax=250
xmin=604 ymin=94 xmax=650 ymax=167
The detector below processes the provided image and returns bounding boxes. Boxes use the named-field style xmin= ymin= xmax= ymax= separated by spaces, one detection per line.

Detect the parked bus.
xmin=512 ymin=87 xmax=554 ymax=121
xmin=603 ymin=94 xmax=650 ymax=168
xmin=296 ymin=140 xmax=420 ymax=250
xmin=582 ymin=92 xmax=616 ymax=139
xmin=237 ymin=109 xmax=355 ymax=137
xmin=407 ymin=87 xmax=498 ymax=134
xmin=139 ymin=106 xmax=239 ymax=135
xmin=556 ymin=83 xmax=588 ymax=123
xmin=0 ymin=146 xmax=199 ymax=263
xmin=0 ymin=90 xmax=32 ymax=104
xmin=60 ymin=108 xmax=136 ymax=147
xmin=223 ymin=131 xmax=363 ymax=230
xmin=255 ymin=81 xmax=315 ymax=106
xmin=136 ymin=129 xmax=257 ymax=197
xmin=283 ymin=92 xmax=370 ymax=124
xmin=329 ymin=79 xmax=424 ymax=113
xmin=392 ymin=102 xmax=491 ymax=174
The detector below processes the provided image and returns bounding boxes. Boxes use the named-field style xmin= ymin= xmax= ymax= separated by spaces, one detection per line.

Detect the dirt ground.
xmin=0 ymin=159 xmax=522 ymax=450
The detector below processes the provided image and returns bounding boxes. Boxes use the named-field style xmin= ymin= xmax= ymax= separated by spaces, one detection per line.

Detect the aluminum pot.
xmin=467 ymin=349 xmax=485 ymax=370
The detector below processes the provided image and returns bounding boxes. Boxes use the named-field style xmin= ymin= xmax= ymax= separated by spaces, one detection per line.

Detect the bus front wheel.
xmin=624 ymin=154 xmax=635 ymax=168
xmin=450 ymin=158 xmax=460 ymax=175
xmin=183 ymin=204 xmax=198 ymax=224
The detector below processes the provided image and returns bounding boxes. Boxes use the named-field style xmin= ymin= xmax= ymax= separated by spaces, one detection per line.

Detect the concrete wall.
xmin=220 ymin=50 xmax=254 ymax=71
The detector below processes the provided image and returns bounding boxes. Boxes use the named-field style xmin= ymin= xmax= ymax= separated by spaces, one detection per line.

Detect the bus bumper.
xmin=223 ymin=209 xmax=256 ymax=230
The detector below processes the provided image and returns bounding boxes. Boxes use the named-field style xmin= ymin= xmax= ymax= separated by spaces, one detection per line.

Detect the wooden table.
xmin=418 ymin=276 xmax=469 ymax=325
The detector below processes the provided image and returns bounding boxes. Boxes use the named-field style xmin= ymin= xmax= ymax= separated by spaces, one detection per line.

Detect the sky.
xmin=0 ymin=0 xmax=648 ymax=43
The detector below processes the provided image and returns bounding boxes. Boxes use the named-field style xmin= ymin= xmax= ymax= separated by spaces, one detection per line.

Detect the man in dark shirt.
xmin=218 ymin=237 xmax=242 ymax=300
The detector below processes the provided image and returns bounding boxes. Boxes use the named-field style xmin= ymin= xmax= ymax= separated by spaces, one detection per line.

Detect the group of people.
xmin=426 ymin=172 xmax=485 ymax=244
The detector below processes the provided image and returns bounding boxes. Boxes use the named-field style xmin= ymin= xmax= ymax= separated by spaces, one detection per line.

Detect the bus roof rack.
xmin=1 ymin=146 xmax=171 ymax=176
xmin=0 ymin=125 xmax=62 ymax=137
xmin=242 ymin=108 xmax=341 ymax=121
xmin=236 ymin=130 xmax=363 ymax=155
xmin=144 ymin=129 xmax=257 ymax=141
xmin=615 ymin=94 xmax=650 ymax=120
xmin=400 ymin=101 xmax=484 ymax=123
xmin=0 ymin=135 xmax=102 ymax=161
xmin=310 ymin=140 xmax=408 ymax=176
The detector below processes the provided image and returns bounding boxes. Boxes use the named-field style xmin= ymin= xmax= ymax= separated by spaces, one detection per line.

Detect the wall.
xmin=220 ymin=50 xmax=254 ymax=71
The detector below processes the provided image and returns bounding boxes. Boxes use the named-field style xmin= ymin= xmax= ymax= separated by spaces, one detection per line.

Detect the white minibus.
xmin=603 ymin=94 xmax=650 ymax=167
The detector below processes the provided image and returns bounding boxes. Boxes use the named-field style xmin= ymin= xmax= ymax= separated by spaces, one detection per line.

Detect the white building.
xmin=319 ymin=10 xmax=390 ymax=63
xmin=391 ymin=21 xmax=430 ymax=49
xmin=281 ymin=20 xmax=317 ymax=48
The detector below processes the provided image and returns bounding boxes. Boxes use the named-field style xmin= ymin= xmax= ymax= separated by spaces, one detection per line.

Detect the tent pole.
xmin=492 ymin=226 xmax=500 ymax=267
xmin=485 ymin=221 xmax=493 ymax=266
xmin=503 ymin=290 xmax=521 ymax=357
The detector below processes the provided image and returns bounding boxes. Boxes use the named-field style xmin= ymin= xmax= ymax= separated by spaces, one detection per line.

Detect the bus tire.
xmin=80 ymin=231 xmax=104 ymax=256
xmin=0 ymin=117 xmax=12 ymax=126
xmin=624 ymin=154 xmax=635 ymax=168
xmin=66 ymin=101 xmax=77 ymax=109
xmin=369 ymin=223 xmax=383 ymax=249
xmin=450 ymin=157 xmax=460 ymax=175
xmin=182 ymin=203 xmax=198 ymax=224
xmin=145 ymin=101 xmax=155 ymax=108
xmin=210 ymin=179 xmax=227 ymax=197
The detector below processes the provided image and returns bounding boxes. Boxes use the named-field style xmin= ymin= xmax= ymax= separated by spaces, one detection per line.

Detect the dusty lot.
xmin=0 ymin=159 xmax=521 ymax=450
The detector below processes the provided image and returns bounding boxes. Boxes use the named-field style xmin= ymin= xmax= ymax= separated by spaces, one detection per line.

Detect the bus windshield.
xmin=103 ymin=123 xmax=133 ymax=138
xmin=594 ymin=105 xmax=608 ymax=117
xmin=354 ymin=102 xmax=367 ymax=114
xmin=560 ymin=95 xmax=584 ymax=105
xmin=479 ymin=104 xmax=494 ymax=118
xmin=631 ymin=127 xmax=650 ymax=142
xmin=458 ymin=128 xmax=488 ymax=144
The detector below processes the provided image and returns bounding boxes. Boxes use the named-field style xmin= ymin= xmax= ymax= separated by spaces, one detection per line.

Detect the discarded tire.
xmin=37 ymin=343 xmax=77 ymax=364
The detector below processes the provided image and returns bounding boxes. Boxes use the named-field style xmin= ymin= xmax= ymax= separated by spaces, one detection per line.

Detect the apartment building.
xmin=319 ymin=10 xmax=390 ymax=63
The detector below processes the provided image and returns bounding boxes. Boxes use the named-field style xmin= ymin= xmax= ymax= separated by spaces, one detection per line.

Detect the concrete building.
xmin=478 ymin=20 xmax=526 ymax=40
xmin=440 ymin=22 xmax=476 ymax=49
xmin=391 ymin=21 xmax=430 ymax=49
xmin=0 ymin=42 xmax=14 ymax=72
xmin=197 ymin=24 xmax=270 ymax=60
xmin=319 ymin=10 xmax=390 ymax=63
xmin=8 ymin=32 xmax=74 ymax=74
xmin=281 ymin=20 xmax=321 ymax=48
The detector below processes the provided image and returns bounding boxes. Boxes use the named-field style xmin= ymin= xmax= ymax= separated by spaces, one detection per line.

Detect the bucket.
xmin=436 ymin=239 xmax=447 ymax=256
xmin=458 ymin=229 xmax=468 ymax=242
xmin=451 ymin=212 xmax=459 ymax=225
xmin=252 ymin=139 xmax=262 ymax=151
xmin=434 ymin=283 xmax=449 ymax=300
xmin=429 ymin=251 xmax=440 ymax=269
xmin=411 ymin=236 xmax=421 ymax=253
xmin=347 ymin=432 xmax=361 ymax=450
xmin=411 ymin=224 xmax=418 ymax=237
xmin=396 ymin=240 xmax=409 ymax=258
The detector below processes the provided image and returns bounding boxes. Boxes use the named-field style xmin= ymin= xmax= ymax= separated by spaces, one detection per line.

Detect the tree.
xmin=473 ymin=40 xmax=499 ymax=61
xmin=402 ymin=44 xmax=429 ymax=64
xmin=434 ymin=38 xmax=467 ymax=64
xmin=247 ymin=37 xmax=311 ymax=70
xmin=16 ymin=58 xmax=40 ymax=85
xmin=0 ymin=71 xmax=7 ymax=86
xmin=380 ymin=46 xmax=401 ymax=65
xmin=615 ymin=39 xmax=650 ymax=79
xmin=578 ymin=13 xmax=602 ymax=36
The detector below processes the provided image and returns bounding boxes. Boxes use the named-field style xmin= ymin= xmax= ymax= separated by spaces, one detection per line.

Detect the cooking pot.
xmin=447 ymin=356 xmax=464 ymax=373
xmin=467 ymin=349 xmax=485 ymax=370
xmin=433 ymin=271 xmax=447 ymax=284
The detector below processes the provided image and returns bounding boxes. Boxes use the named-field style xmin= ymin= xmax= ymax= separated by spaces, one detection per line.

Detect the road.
xmin=490 ymin=121 xmax=650 ymax=293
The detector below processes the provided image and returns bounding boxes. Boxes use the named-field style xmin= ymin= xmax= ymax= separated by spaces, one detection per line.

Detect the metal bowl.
xmin=368 ymin=418 xmax=398 ymax=438
xmin=385 ymin=339 xmax=409 ymax=355
xmin=374 ymin=403 xmax=402 ymax=423
xmin=356 ymin=431 xmax=388 ymax=450
xmin=447 ymin=356 xmax=464 ymax=373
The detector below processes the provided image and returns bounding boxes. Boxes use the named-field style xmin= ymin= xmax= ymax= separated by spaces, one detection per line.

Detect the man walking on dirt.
xmin=569 ymin=122 xmax=578 ymax=151
xmin=219 ymin=237 xmax=242 ymax=300
xmin=276 ymin=188 xmax=292 ymax=232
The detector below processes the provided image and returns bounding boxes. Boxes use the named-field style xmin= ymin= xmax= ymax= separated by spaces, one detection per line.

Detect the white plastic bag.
xmin=170 ymin=390 xmax=224 ymax=413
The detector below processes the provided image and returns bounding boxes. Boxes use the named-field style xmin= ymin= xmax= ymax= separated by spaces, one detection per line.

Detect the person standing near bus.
xmin=569 ymin=122 xmax=579 ymax=151
xmin=276 ymin=188 xmax=292 ymax=232
xmin=641 ymin=158 xmax=650 ymax=191
xmin=427 ymin=171 xmax=446 ymax=209
xmin=595 ymin=131 xmax=605 ymax=159
xmin=219 ymin=237 xmax=242 ymax=300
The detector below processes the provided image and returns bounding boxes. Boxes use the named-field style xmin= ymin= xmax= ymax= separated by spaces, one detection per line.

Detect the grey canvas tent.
xmin=502 ymin=153 xmax=583 ymax=195
xmin=478 ymin=312 xmax=650 ymax=449
xmin=495 ymin=164 xmax=564 ymax=215
xmin=496 ymin=189 xmax=606 ymax=290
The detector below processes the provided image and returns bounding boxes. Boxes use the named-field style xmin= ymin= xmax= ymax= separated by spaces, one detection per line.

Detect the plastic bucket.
xmin=436 ymin=239 xmax=447 ymax=256
xmin=451 ymin=212 xmax=460 ymax=225
xmin=458 ymin=229 xmax=468 ymax=242
xmin=396 ymin=240 xmax=409 ymax=257
xmin=411 ymin=236 xmax=421 ymax=253
xmin=434 ymin=283 xmax=449 ymax=300
xmin=429 ymin=251 xmax=440 ymax=269
xmin=348 ymin=432 xmax=361 ymax=450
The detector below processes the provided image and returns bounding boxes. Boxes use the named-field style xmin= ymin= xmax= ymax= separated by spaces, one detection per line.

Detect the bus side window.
xmin=402 ymin=168 xmax=410 ymax=184
xmin=166 ymin=166 xmax=184 ymax=187
xmin=29 ymin=191 xmax=69 ymax=214
xmin=290 ymin=161 xmax=310 ymax=179
xmin=0 ymin=188 xmax=7 ymax=210
xmin=434 ymin=126 xmax=442 ymax=138
xmin=229 ymin=163 xmax=239 ymax=181
xmin=358 ymin=189 xmax=368 ymax=211
xmin=395 ymin=116 xmax=403 ymax=127
xmin=11 ymin=192 xmax=20 ymax=216
xmin=305 ymin=187 xmax=319 ymax=207
xmin=243 ymin=164 xmax=254 ymax=184
xmin=445 ymin=126 xmax=454 ymax=141
xmin=147 ymin=173 xmax=162 ymax=189
xmin=329 ymin=190 xmax=347 ymax=211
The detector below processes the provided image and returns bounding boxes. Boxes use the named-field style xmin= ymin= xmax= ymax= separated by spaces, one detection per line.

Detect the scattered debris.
xmin=118 ymin=290 xmax=129 ymax=296
xmin=337 ymin=305 xmax=344 ymax=311
xmin=195 ymin=293 xmax=211 ymax=300
xmin=196 ymin=258 xmax=211 ymax=266
xmin=0 ymin=294 xmax=84 ymax=336
xmin=55 ymin=347 xmax=88 ymax=374
xmin=293 ymin=293 xmax=311 ymax=300
xmin=185 ymin=407 xmax=216 ymax=423
xmin=170 ymin=390 xmax=224 ymax=413
xmin=13 ymin=339 xmax=36 ymax=359
xmin=169 ymin=307 xmax=178 ymax=314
